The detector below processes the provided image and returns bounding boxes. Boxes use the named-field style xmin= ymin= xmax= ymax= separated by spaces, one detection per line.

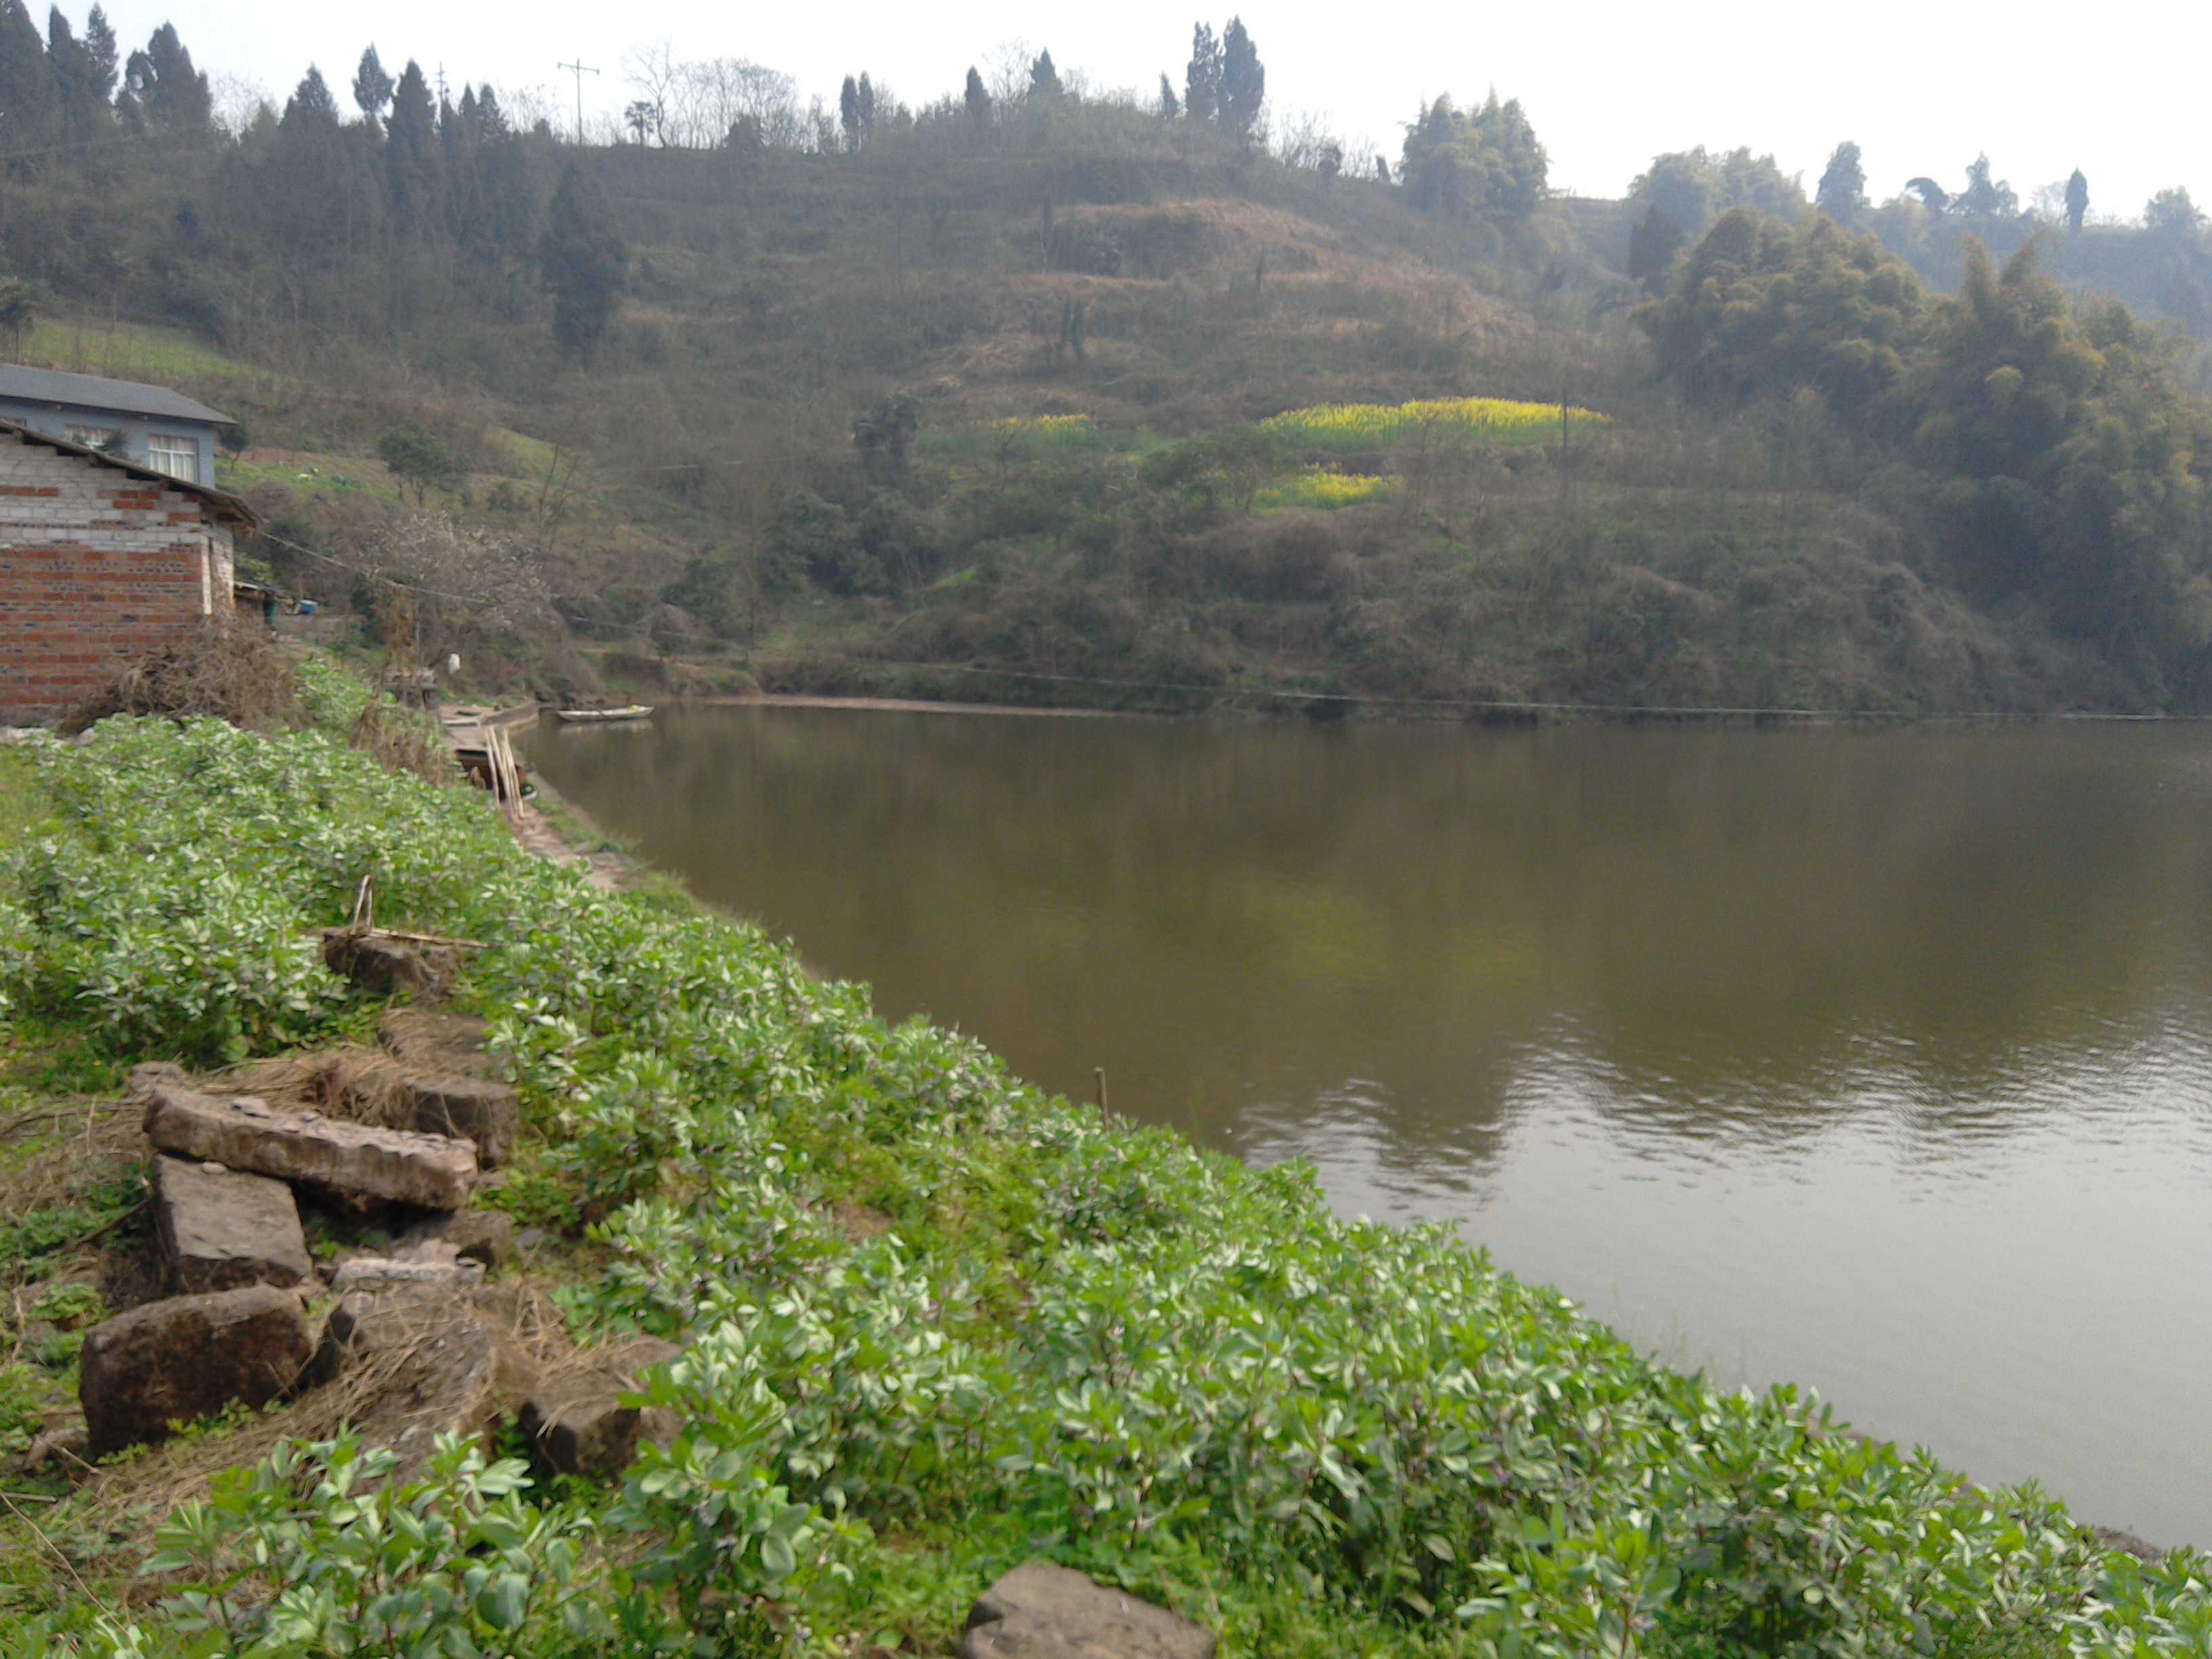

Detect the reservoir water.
xmin=523 ymin=707 xmax=2212 ymax=1544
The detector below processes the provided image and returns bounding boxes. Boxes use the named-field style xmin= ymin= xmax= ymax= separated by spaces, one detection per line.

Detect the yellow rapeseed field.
xmin=991 ymin=413 xmax=1096 ymax=443
xmin=1253 ymin=468 xmax=1392 ymax=511
xmin=1260 ymin=396 xmax=1610 ymax=453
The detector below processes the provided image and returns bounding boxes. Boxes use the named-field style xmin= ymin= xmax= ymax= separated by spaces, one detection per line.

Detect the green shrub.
xmin=106 ymin=1433 xmax=636 ymax=1657
xmin=3 ymin=714 xmax=2201 ymax=1656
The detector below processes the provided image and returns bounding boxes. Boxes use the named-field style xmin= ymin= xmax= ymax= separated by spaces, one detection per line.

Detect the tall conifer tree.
xmin=2066 ymin=169 xmax=2089 ymax=233
xmin=1816 ymin=140 xmax=1866 ymax=226
xmin=352 ymin=45 xmax=393 ymax=127
xmin=383 ymin=59 xmax=441 ymax=236
xmin=1184 ymin=23 xmax=1219 ymax=123
xmin=1219 ymin=18 xmax=1263 ymax=140
xmin=538 ymin=162 xmax=626 ymax=359
xmin=0 ymin=0 xmax=60 ymax=148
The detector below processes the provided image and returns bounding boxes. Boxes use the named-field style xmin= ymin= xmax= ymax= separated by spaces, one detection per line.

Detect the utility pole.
xmin=557 ymin=60 xmax=599 ymax=146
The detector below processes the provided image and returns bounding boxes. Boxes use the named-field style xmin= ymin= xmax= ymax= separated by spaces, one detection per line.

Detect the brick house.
xmin=0 ymin=418 xmax=260 ymax=725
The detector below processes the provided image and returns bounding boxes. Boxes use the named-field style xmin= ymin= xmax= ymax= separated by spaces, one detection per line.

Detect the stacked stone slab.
xmin=321 ymin=931 xmax=459 ymax=999
xmin=144 ymin=1084 xmax=477 ymax=1209
xmin=79 ymin=1286 xmax=316 ymax=1458
xmin=376 ymin=1008 xmax=522 ymax=1167
xmin=315 ymin=1284 xmax=514 ymax=1481
xmin=151 ymin=1155 xmax=312 ymax=1294
xmin=399 ymin=1208 xmax=514 ymax=1268
xmin=75 ymin=1037 xmax=675 ymax=1486
xmin=77 ymin=1081 xmax=487 ymax=1459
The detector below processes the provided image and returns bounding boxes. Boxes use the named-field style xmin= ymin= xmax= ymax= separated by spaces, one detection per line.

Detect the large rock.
xmin=79 ymin=1286 xmax=312 ymax=1458
xmin=144 ymin=1084 xmax=476 ymax=1210
xmin=520 ymin=1339 xmax=682 ymax=1479
xmin=960 ymin=1563 xmax=1216 ymax=1659
xmin=315 ymin=1286 xmax=518 ymax=1479
xmin=152 ymin=1155 xmax=312 ymax=1294
xmin=400 ymin=1076 xmax=518 ymax=1168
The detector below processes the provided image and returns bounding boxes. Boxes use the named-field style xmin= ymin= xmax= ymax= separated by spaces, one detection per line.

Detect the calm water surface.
xmin=524 ymin=708 xmax=2212 ymax=1544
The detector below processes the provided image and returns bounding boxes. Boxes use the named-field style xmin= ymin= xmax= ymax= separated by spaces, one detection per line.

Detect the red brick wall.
xmin=0 ymin=432 xmax=224 ymax=724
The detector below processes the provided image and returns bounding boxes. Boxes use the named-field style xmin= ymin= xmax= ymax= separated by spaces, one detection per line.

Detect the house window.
xmin=146 ymin=432 xmax=199 ymax=484
xmin=65 ymin=424 xmax=123 ymax=453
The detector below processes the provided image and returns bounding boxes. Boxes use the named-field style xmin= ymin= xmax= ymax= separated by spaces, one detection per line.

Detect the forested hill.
xmin=5 ymin=7 xmax=2212 ymax=714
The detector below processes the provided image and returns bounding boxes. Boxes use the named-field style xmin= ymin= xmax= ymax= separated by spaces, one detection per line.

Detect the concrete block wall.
xmin=0 ymin=431 xmax=223 ymax=724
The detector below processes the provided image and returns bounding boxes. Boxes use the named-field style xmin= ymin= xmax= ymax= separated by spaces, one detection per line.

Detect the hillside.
xmin=1 ymin=25 xmax=2205 ymax=712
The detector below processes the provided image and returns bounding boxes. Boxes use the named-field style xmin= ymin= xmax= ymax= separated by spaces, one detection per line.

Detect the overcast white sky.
xmin=93 ymin=0 xmax=2205 ymax=218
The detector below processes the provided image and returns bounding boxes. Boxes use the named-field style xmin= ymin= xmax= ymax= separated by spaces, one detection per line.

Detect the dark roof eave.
xmin=0 ymin=419 xmax=259 ymax=531
xmin=26 ymin=390 xmax=237 ymax=427
xmin=0 ymin=363 xmax=232 ymax=425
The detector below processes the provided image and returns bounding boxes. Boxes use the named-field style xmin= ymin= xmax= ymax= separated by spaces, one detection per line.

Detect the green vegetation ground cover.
xmin=0 ymin=705 xmax=2207 ymax=1655
xmin=14 ymin=318 xmax=281 ymax=398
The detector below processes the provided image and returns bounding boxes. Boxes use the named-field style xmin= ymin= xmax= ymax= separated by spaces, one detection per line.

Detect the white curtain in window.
xmin=147 ymin=433 xmax=199 ymax=484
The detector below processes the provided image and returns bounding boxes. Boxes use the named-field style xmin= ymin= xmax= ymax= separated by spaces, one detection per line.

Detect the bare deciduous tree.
xmin=357 ymin=510 xmax=562 ymax=646
xmin=623 ymin=43 xmax=807 ymax=151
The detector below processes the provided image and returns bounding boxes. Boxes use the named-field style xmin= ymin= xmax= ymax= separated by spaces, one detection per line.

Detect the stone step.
xmin=519 ymin=1339 xmax=682 ymax=1479
xmin=321 ymin=930 xmax=458 ymax=998
xmin=151 ymin=1155 xmax=312 ymax=1294
xmin=315 ymin=1284 xmax=523 ymax=1480
xmin=377 ymin=1007 xmax=496 ymax=1076
xmin=144 ymin=1084 xmax=476 ymax=1210
xmin=397 ymin=1209 xmax=514 ymax=1270
xmin=331 ymin=1246 xmax=485 ymax=1295
xmin=961 ymin=1563 xmax=1216 ymax=1659
xmin=78 ymin=1286 xmax=313 ymax=1458
xmin=398 ymin=1076 xmax=518 ymax=1168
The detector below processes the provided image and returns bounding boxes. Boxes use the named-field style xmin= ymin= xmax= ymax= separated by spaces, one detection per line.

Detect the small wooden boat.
xmin=555 ymin=704 xmax=655 ymax=724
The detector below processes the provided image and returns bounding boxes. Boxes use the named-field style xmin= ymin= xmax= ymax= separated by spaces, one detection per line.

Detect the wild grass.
xmin=216 ymin=455 xmax=391 ymax=501
xmin=15 ymin=316 xmax=274 ymax=396
xmin=917 ymin=415 xmax=1168 ymax=467
xmin=58 ymin=613 xmax=306 ymax=737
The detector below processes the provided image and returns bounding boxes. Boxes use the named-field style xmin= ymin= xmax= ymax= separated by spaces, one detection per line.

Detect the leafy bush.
xmin=0 ymin=718 xmax=523 ymax=1063
xmin=106 ymin=1434 xmax=634 ymax=1658
xmin=3 ymin=715 xmax=2204 ymax=1656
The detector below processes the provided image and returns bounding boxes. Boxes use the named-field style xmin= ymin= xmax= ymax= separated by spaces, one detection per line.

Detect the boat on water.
xmin=556 ymin=704 xmax=656 ymax=724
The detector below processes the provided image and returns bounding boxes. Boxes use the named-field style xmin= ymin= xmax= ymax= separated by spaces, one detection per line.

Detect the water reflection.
xmin=525 ymin=709 xmax=2212 ymax=1543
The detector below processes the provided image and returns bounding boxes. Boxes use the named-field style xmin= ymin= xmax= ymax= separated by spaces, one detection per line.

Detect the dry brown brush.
xmin=60 ymin=615 xmax=306 ymax=737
